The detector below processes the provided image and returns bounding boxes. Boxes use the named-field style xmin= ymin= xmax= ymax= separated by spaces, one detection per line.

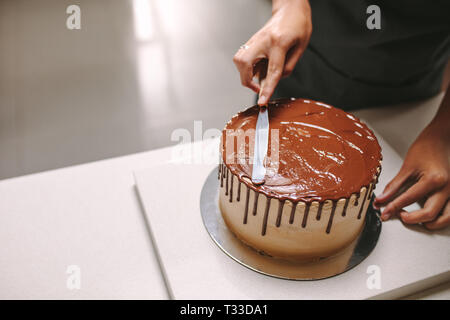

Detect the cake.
xmin=218 ymin=98 xmax=382 ymax=262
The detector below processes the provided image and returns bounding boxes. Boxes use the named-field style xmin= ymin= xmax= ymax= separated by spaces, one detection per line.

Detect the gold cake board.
xmin=200 ymin=166 xmax=382 ymax=280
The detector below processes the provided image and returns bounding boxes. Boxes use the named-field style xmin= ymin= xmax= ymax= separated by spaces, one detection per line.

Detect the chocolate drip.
xmin=237 ymin=182 xmax=241 ymax=202
xmin=225 ymin=168 xmax=229 ymax=196
xmin=326 ymin=201 xmax=337 ymax=234
xmin=301 ymin=203 xmax=310 ymax=228
xmin=252 ymin=192 xmax=259 ymax=216
xmin=229 ymin=174 xmax=233 ymax=202
xmin=218 ymin=163 xmax=221 ymax=180
xmin=243 ymin=188 xmax=250 ymax=224
xmin=354 ymin=193 xmax=360 ymax=207
xmin=261 ymin=197 xmax=271 ymax=236
xmin=342 ymin=198 xmax=349 ymax=217
xmin=222 ymin=163 xmax=226 ymax=179
xmin=316 ymin=202 xmax=324 ymax=221
xmin=276 ymin=200 xmax=285 ymax=227
xmin=367 ymin=184 xmax=373 ymax=201
xmin=220 ymin=164 xmax=224 ymax=187
xmin=289 ymin=202 xmax=298 ymax=224
xmin=358 ymin=185 xmax=372 ymax=219
xmin=357 ymin=197 xmax=366 ymax=219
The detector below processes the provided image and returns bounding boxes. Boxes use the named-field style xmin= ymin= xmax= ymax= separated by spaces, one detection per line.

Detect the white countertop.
xmin=0 ymin=148 xmax=174 ymax=299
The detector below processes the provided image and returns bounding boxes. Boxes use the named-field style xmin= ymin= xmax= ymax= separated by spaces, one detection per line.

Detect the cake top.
xmin=222 ymin=98 xmax=382 ymax=202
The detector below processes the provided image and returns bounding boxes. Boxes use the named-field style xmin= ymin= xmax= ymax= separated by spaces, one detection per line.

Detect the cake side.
xmin=218 ymin=162 xmax=381 ymax=261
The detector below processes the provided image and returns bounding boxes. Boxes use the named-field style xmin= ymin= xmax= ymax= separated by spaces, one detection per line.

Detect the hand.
xmin=233 ymin=0 xmax=312 ymax=105
xmin=374 ymin=127 xmax=450 ymax=230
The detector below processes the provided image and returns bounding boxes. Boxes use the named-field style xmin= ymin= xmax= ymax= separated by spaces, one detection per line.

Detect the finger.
xmin=374 ymin=169 xmax=411 ymax=208
xmin=282 ymin=43 xmax=304 ymax=77
xmin=233 ymin=47 xmax=263 ymax=93
xmin=381 ymin=208 xmax=403 ymax=221
xmin=381 ymin=178 xmax=439 ymax=218
xmin=399 ymin=192 xmax=448 ymax=224
xmin=258 ymin=47 xmax=286 ymax=106
xmin=424 ymin=200 xmax=450 ymax=230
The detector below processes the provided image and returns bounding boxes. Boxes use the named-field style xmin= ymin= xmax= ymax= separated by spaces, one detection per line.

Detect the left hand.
xmin=373 ymin=126 xmax=450 ymax=230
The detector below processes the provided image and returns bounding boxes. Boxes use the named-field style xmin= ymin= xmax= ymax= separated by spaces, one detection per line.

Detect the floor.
xmin=0 ymin=0 xmax=271 ymax=180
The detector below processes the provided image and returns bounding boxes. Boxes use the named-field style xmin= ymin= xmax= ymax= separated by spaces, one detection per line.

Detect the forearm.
xmin=424 ymin=86 xmax=450 ymax=144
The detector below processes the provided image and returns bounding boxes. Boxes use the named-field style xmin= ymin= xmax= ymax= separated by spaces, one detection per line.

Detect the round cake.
xmin=218 ymin=98 xmax=382 ymax=262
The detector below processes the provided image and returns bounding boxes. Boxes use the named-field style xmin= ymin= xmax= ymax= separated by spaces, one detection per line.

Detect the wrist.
xmin=272 ymin=0 xmax=309 ymax=15
xmin=419 ymin=87 xmax=450 ymax=145
xmin=424 ymin=122 xmax=450 ymax=145
xmin=415 ymin=121 xmax=450 ymax=151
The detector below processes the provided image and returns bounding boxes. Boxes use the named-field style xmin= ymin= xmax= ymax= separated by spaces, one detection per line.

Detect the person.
xmin=233 ymin=0 xmax=450 ymax=229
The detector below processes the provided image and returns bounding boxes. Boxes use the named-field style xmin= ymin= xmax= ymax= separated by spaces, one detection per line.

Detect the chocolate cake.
xmin=218 ymin=98 xmax=382 ymax=262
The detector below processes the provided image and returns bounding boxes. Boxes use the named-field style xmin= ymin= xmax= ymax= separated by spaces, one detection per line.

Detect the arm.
xmin=233 ymin=0 xmax=312 ymax=105
xmin=374 ymin=86 xmax=450 ymax=229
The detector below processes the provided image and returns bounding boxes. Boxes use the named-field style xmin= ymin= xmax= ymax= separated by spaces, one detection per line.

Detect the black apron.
xmin=272 ymin=0 xmax=450 ymax=110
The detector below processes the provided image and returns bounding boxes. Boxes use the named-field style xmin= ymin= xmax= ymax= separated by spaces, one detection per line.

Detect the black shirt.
xmin=273 ymin=0 xmax=450 ymax=110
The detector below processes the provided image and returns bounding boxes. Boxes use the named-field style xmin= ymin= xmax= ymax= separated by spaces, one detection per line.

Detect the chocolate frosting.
xmin=222 ymin=98 xmax=382 ymax=202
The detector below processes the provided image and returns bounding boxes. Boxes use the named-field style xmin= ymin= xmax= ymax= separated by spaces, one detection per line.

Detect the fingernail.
xmin=258 ymin=95 xmax=267 ymax=106
xmin=381 ymin=213 xmax=390 ymax=221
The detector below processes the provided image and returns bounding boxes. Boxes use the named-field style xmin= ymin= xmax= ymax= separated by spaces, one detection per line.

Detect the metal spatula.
xmin=251 ymin=72 xmax=269 ymax=185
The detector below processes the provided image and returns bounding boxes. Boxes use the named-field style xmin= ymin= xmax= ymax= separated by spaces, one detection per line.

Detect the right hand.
xmin=233 ymin=0 xmax=312 ymax=105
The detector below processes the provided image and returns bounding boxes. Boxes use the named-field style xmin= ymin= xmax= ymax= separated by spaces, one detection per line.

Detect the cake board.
xmin=134 ymin=137 xmax=450 ymax=299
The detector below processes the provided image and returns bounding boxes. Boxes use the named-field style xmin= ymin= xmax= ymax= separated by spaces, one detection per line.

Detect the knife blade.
xmin=251 ymin=105 xmax=269 ymax=185
xmin=251 ymin=61 xmax=269 ymax=185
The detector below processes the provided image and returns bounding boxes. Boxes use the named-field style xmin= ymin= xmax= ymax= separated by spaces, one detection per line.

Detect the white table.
xmin=0 ymin=149 xmax=174 ymax=299
xmin=0 ymin=93 xmax=448 ymax=299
